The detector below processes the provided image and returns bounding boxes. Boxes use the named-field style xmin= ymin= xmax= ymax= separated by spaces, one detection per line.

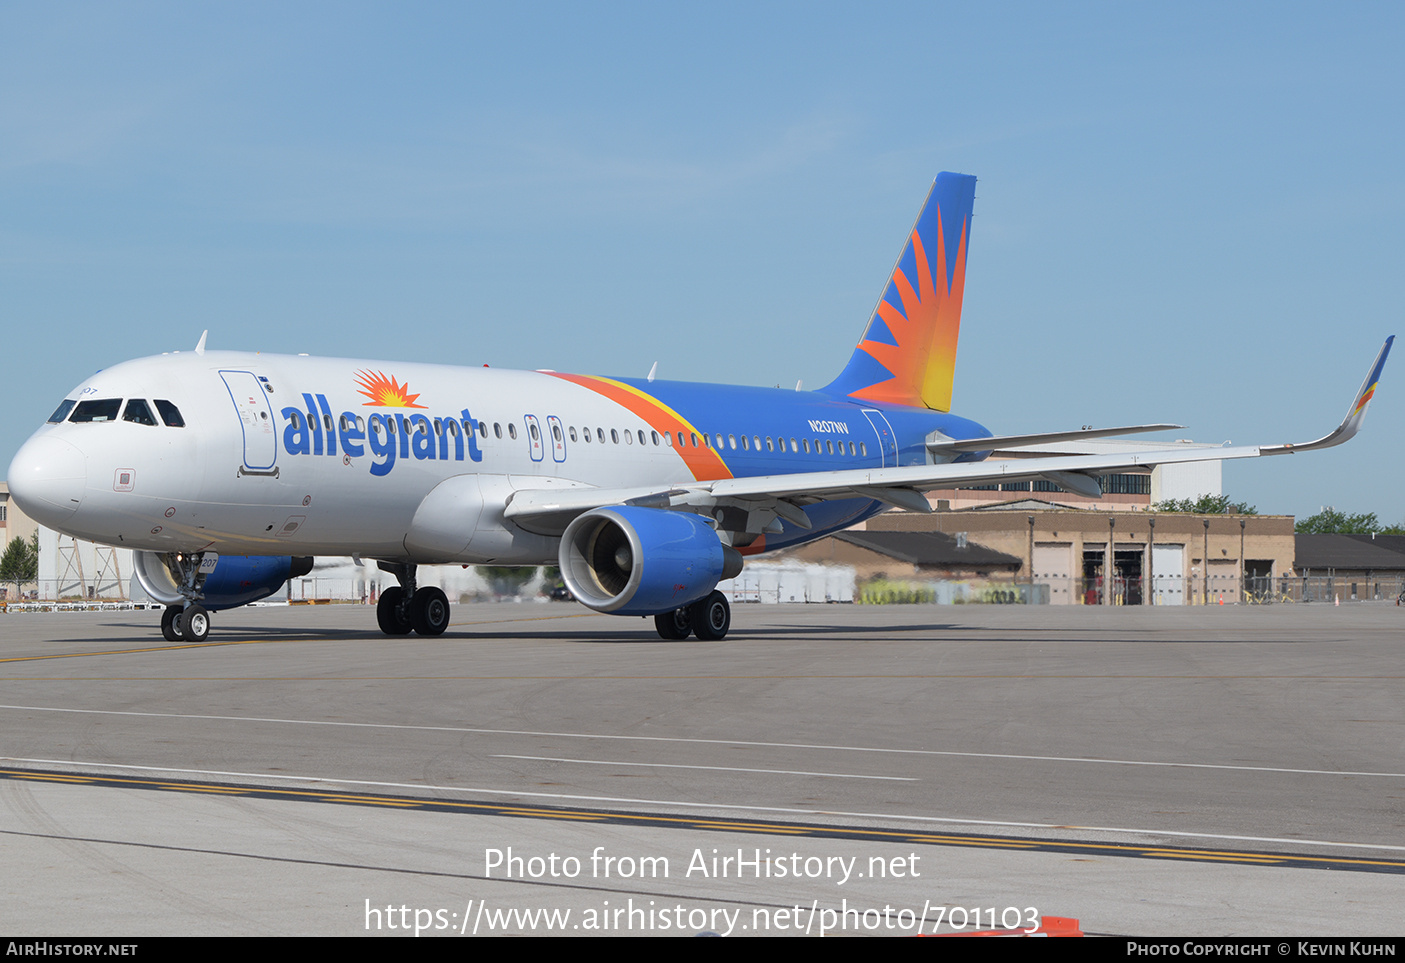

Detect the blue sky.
xmin=4 ymin=2 xmax=1403 ymax=520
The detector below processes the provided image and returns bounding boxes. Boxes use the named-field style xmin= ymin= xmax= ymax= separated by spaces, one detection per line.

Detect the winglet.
xmin=1262 ymin=336 xmax=1393 ymax=455
xmin=195 ymin=330 xmax=208 ymax=356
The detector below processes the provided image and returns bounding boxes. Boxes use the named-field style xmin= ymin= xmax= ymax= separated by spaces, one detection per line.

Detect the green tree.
xmin=0 ymin=534 xmax=38 ymax=599
xmin=476 ymin=566 xmax=539 ymax=595
xmin=1294 ymin=507 xmax=1404 ymax=534
xmin=1152 ymin=494 xmax=1258 ymax=515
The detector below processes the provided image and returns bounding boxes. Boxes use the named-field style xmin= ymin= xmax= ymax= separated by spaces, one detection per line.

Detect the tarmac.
xmin=1 ymin=600 xmax=1402 ymax=936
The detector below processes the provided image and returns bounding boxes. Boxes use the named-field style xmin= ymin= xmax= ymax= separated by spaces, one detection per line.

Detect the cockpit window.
xmin=122 ymin=399 xmax=157 ymax=426
xmin=154 ymin=400 xmax=185 ymax=428
xmin=69 ymin=399 xmax=122 ymax=423
xmin=47 ymin=400 xmax=76 ymax=423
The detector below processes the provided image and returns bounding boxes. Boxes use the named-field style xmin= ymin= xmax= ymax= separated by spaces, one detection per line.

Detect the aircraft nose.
xmin=7 ymin=435 xmax=87 ymax=526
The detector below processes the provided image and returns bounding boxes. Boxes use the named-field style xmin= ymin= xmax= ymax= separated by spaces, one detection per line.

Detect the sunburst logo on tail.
xmin=820 ymin=173 xmax=977 ymax=412
xmin=354 ymin=370 xmax=427 ymax=408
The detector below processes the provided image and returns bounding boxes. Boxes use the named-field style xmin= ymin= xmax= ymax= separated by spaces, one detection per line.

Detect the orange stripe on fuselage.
xmin=545 ymin=373 xmax=733 ymax=481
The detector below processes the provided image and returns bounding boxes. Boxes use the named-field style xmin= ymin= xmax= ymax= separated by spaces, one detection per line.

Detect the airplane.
xmin=5 ymin=173 xmax=1393 ymax=644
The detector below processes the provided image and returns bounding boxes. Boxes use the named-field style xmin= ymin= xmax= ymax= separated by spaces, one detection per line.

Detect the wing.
xmin=504 ymin=338 xmax=1393 ymax=535
xmin=926 ymin=423 xmax=1182 ymax=455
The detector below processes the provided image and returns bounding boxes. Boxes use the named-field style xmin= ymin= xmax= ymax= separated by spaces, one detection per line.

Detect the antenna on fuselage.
xmin=194 ymin=330 xmax=208 ymax=356
xmin=647 ymin=361 xmax=658 ymax=382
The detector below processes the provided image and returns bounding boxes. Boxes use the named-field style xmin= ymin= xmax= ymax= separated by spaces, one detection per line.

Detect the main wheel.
xmin=377 ymin=587 xmax=413 ymax=635
xmin=410 ymin=587 xmax=450 ymax=636
xmin=161 ymin=605 xmax=184 ymax=642
xmin=654 ymin=608 xmax=692 ymax=640
xmin=180 ymin=603 xmax=210 ymax=642
xmin=689 ymin=591 xmax=730 ymax=641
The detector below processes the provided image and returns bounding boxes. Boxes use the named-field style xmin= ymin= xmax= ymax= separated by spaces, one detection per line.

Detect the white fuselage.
xmin=9 ymin=350 xmax=943 ymax=564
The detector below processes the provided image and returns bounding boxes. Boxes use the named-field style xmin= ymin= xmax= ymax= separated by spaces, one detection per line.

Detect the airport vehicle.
xmin=6 ymin=174 xmax=1392 ymax=642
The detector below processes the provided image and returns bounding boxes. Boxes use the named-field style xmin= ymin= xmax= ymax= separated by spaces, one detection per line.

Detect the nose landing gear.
xmin=154 ymin=552 xmax=215 ymax=642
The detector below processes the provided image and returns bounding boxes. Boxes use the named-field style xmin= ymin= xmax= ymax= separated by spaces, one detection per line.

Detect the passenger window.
xmin=568 ymin=426 xmax=576 ymax=442
xmin=753 ymin=435 xmax=761 ymax=451
xmin=860 ymin=442 xmax=867 ymax=456
xmin=849 ymin=441 xmax=856 ymax=456
xmin=624 ymin=430 xmax=633 ymax=445
xmin=324 ymin=414 xmax=333 ymax=432
xmin=802 ymin=439 xmax=810 ymax=453
xmin=477 ymin=421 xmax=486 ymax=436
xmin=387 ymin=418 xmax=397 ymax=435
xmin=70 ymin=399 xmax=122 ymax=423
xmin=790 ymin=437 xmax=797 ymax=452
xmin=740 ymin=435 xmax=749 ymax=451
xmin=662 ymin=432 xmax=671 ymax=447
xmin=494 ymin=423 xmax=502 ymax=439
xmin=509 ymin=423 xmax=518 ymax=440
xmin=47 ymin=400 xmax=76 ymax=423
xmin=690 ymin=433 xmax=698 ymax=448
xmin=611 ymin=429 xmax=619 ymax=444
xmin=765 ymin=436 xmax=774 ymax=452
xmin=597 ymin=428 xmax=605 ymax=443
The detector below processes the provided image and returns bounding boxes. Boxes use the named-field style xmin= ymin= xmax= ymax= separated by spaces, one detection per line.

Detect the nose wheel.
xmin=161 ymin=605 xmax=183 ymax=642
xmin=150 ymin=552 xmax=215 ymax=642
xmin=161 ymin=603 xmax=211 ymax=642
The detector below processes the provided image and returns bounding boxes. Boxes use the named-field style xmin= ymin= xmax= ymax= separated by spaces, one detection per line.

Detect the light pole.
xmin=1202 ymin=518 xmax=1210 ymax=605
xmin=1027 ymin=515 xmax=1036 ymax=594
xmin=1148 ymin=515 xmax=1156 ymax=605
xmin=1107 ymin=516 xmax=1116 ymax=606
xmin=1239 ymin=518 xmax=1246 ymax=604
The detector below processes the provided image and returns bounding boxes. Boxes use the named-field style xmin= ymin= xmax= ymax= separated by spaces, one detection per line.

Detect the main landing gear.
xmin=376 ymin=562 xmax=450 ymax=637
xmin=653 ymin=590 xmax=730 ymax=641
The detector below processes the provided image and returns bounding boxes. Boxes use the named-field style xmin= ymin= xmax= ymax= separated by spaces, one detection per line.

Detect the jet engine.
xmin=559 ymin=506 xmax=742 ymax=616
xmin=133 ymin=552 xmax=314 ymax=611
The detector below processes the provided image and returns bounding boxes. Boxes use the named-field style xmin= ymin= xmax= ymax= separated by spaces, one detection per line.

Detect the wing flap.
xmin=927 ymin=423 xmax=1182 ymax=454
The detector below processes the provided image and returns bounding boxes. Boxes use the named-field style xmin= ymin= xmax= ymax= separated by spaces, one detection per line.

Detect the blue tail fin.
xmin=822 ymin=172 xmax=976 ymax=411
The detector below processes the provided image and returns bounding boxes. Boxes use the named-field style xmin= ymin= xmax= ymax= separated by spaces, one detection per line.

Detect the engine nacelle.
xmin=133 ymin=552 xmax=314 ymax=611
xmin=559 ymin=506 xmax=741 ymax=616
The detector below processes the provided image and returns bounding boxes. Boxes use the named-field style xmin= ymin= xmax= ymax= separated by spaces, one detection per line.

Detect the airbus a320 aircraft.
xmin=6 ymin=173 xmax=1393 ymax=643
